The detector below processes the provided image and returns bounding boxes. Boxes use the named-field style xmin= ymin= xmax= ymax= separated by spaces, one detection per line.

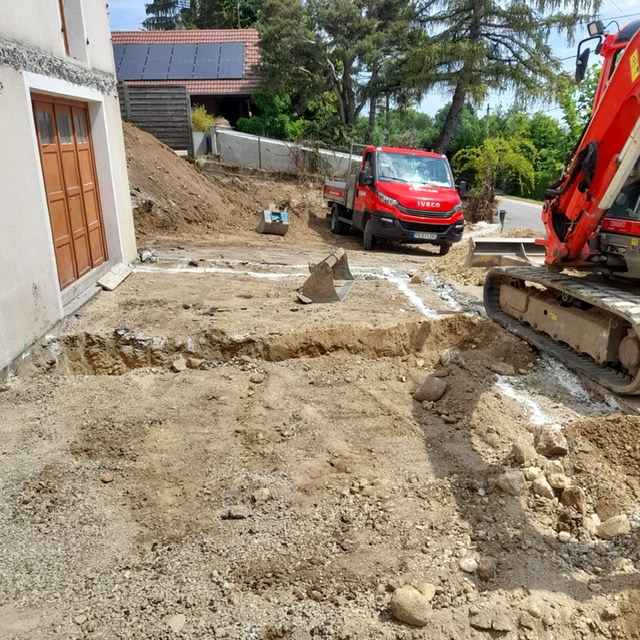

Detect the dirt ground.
xmin=1 ymin=124 xmax=639 ymax=640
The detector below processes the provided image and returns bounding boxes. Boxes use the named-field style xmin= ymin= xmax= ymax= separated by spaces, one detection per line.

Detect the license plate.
xmin=412 ymin=231 xmax=438 ymax=240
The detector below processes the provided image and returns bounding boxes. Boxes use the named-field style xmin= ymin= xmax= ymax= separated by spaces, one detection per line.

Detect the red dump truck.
xmin=323 ymin=146 xmax=465 ymax=254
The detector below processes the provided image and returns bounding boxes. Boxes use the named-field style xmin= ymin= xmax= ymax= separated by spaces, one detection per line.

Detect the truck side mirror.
xmin=457 ymin=180 xmax=467 ymax=198
xmin=358 ymin=171 xmax=373 ymax=187
xmin=575 ymin=48 xmax=590 ymax=84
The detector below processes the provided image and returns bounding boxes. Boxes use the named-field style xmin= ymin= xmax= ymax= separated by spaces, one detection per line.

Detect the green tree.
xmin=405 ymin=0 xmax=598 ymax=154
xmin=453 ymin=137 xmax=536 ymax=221
xmin=236 ymin=92 xmax=304 ymax=140
xmin=307 ymin=0 xmax=415 ymax=127
xmin=195 ymin=0 xmax=259 ymax=28
xmin=143 ymin=0 xmax=184 ymax=29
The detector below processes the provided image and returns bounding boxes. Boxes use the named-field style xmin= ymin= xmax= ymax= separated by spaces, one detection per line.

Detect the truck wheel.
xmin=330 ymin=204 xmax=346 ymax=235
xmin=439 ymin=244 xmax=451 ymax=256
xmin=363 ymin=219 xmax=376 ymax=251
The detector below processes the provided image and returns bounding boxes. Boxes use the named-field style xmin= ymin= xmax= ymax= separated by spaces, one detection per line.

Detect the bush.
xmin=191 ymin=105 xmax=216 ymax=133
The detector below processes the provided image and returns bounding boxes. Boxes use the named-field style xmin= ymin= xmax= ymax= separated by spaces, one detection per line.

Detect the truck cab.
xmin=324 ymin=146 xmax=465 ymax=254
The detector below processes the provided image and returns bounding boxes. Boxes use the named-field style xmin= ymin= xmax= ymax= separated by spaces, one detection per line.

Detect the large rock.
xmin=490 ymin=362 xmax=516 ymax=376
xmin=532 ymin=474 xmax=555 ymax=499
xmin=561 ymin=486 xmax=587 ymax=515
xmin=512 ymin=442 xmax=538 ymax=467
xmin=497 ymin=470 xmax=526 ymax=496
xmin=596 ymin=515 xmax=630 ymax=540
xmin=413 ymin=376 xmax=447 ymax=403
xmin=477 ymin=557 xmax=497 ymax=581
xmin=545 ymin=460 xmax=570 ymax=489
xmin=534 ymin=424 xmax=568 ymax=457
xmin=390 ymin=586 xmax=432 ymax=626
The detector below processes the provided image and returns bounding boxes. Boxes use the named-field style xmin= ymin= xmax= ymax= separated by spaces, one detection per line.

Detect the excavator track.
xmin=484 ymin=266 xmax=640 ymax=395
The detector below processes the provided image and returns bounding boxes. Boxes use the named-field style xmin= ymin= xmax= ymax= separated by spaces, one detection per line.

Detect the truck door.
xmin=353 ymin=151 xmax=374 ymax=230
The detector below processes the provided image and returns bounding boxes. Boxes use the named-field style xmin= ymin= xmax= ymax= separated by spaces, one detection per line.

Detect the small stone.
xmin=588 ymin=583 xmax=602 ymax=593
xmin=596 ymin=515 xmax=630 ymax=539
xmin=249 ymin=373 xmax=265 ymax=384
xmin=171 ymin=357 xmax=188 ymax=373
xmin=412 ymin=376 xmax=447 ymax=403
xmin=188 ymin=260 xmax=199 ymax=267
xmin=512 ymin=442 xmax=537 ymax=466
xmin=526 ymin=605 xmax=542 ymax=619
xmin=221 ymin=506 xmax=251 ymax=520
xmin=492 ymin=613 xmax=515 ymax=632
xmin=601 ymin=605 xmax=619 ymax=620
xmin=532 ymin=474 xmax=555 ymax=499
xmin=557 ymin=531 xmax=571 ymax=543
xmin=390 ymin=586 xmax=432 ymax=627
xmin=410 ymin=272 xmax=423 ymax=285
xmin=253 ymin=488 xmax=271 ymax=504
xmin=459 ymin=558 xmax=478 ymax=573
xmin=560 ymin=486 xmax=587 ymax=515
xmin=167 ymin=614 xmax=186 ymax=633
xmin=490 ymin=362 xmax=516 ymax=376
xmin=100 ymin=473 xmax=114 ymax=484
xmin=73 ymin=615 xmax=87 ymax=626
xmin=477 ymin=557 xmax=497 ymax=581
xmin=469 ymin=611 xmax=493 ymax=630
xmin=186 ymin=357 xmax=204 ymax=369
xmin=497 ymin=470 xmax=526 ymax=496
xmin=440 ymin=347 xmax=466 ymax=367
xmin=421 ymin=400 xmax=435 ymax=411
xmin=418 ymin=583 xmax=436 ymax=601
xmin=534 ymin=424 xmax=568 ymax=456
xmin=524 ymin=466 xmax=541 ymax=481
xmin=520 ymin=612 xmax=536 ymax=629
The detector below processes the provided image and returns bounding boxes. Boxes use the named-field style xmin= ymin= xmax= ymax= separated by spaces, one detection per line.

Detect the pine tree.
xmin=406 ymin=0 xmax=600 ymax=153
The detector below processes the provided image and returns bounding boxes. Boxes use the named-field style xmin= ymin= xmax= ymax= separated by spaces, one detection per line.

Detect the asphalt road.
xmin=497 ymin=196 xmax=545 ymax=234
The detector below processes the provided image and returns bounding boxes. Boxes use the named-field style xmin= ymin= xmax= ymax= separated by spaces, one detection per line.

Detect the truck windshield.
xmin=377 ymin=152 xmax=454 ymax=188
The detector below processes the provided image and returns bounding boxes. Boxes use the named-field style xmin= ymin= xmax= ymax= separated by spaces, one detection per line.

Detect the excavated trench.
xmin=41 ymin=314 xmax=480 ymax=375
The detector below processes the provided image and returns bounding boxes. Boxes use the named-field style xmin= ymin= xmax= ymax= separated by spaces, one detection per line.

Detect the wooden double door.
xmin=33 ymin=96 xmax=107 ymax=290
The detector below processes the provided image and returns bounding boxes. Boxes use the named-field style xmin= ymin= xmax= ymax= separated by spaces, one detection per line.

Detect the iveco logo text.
xmin=418 ymin=200 xmax=441 ymax=208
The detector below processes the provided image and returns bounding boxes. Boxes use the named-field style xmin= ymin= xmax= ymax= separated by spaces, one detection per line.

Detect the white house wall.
xmin=0 ymin=1 xmax=137 ymax=375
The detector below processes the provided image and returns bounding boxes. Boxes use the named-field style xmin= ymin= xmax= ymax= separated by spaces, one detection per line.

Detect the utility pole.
xmin=385 ymin=94 xmax=390 ymax=146
xmin=485 ymin=103 xmax=490 ymax=139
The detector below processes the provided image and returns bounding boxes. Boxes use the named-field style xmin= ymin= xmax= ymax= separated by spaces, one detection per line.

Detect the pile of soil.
xmin=124 ymin=123 xmax=331 ymax=248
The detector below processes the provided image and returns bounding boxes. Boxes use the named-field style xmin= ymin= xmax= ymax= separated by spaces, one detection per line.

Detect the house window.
xmin=57 ymin=0 xmax=89 ymax=63
xmin=73 ymin=113 xmax=88 ymax=143
xmin=58 ymin=0 xmax=70 ymax=55
xmin=37 ymin=111 xmax=56 ymax=145
xmin=57 ymin=113 xmax=73 ymax=144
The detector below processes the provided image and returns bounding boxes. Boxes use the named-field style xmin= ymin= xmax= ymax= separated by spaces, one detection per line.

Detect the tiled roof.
xmin=111 ymin=29 xmax=260 ymax=95
xmin=123 ymin=79 xmax=259 ymax=95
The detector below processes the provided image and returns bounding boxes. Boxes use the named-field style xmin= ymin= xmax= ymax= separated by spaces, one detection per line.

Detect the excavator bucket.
xmin=298 ymin=248 xmax=355 ymax=303
xmin=466 ymin=237 xmax=547 ymax=268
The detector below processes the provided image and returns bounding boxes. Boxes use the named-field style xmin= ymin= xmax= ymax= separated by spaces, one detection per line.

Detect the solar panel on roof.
xmin=147 ymin=44 xmax=173 ymax=62
xmin=112 ymin=44 xmax=126 ymax=71
xmin=193 ymin=43 xmax=221 ymax=79
xmin=118 ymin=60 xmax=147 ymax=80
xmin=167 ymin=59 xmax=195 ymax=80
xmin=195 ymin=43 xmax=221 ymax=61
xmin=219 ymin=43 xmax=245 ymax=79
xmin=142 ymin=60 xmax=171 ymax=80
xmin=141 ymin=44 xmax=173 ymax=80
xmin=171 ymin=44 xmax=198 ymax=63
xmin=122 ymin=44 xmax=149 ymax=64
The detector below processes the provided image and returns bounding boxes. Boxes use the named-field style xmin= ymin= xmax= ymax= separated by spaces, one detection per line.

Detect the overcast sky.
xmin=107 ymin=1 xmax=640 ymax=117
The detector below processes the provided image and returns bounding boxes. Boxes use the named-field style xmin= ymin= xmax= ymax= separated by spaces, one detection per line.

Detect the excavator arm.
xmin=542 ymin=27 xmax=640 ymax=268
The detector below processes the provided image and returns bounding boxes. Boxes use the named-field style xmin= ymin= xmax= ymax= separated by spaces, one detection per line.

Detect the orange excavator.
xmin=473 ymin=19 xmax=640 ymax=394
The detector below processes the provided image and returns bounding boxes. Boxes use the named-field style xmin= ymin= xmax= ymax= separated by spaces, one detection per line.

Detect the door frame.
xmin=23 ymin=72 xmax=127 ymax=307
